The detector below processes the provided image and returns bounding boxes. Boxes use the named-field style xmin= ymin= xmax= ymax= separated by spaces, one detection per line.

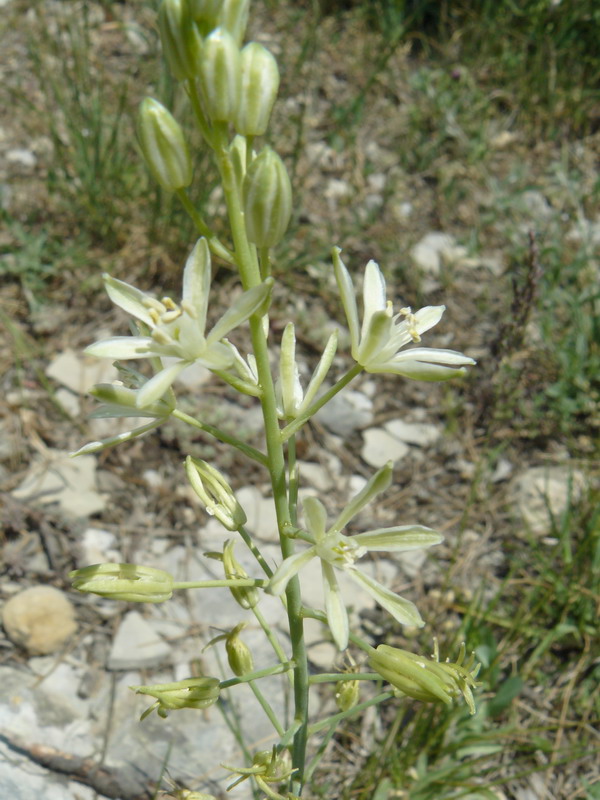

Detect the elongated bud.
xmin=225 ymin=624 xmax=254 ymax=676
xmin=185 ymin=457 xmax=247 ymax=530
xmin=218 ymin=0 xmax=251 ymax=47
xmin=137 ymin=98 xmax=192 ymax=191
xmin=131 ymin=676 xmax=220 ymax=720
xmin=228 ymin=134 xmax=248 ymax=196
xmin=335 ymin=678 xmax=360 ymax=712
xmin=368 ymin=643 xmax=480 ymax=715
xmin=188 ymin=0 xmax=221 ymax=32
xmin=223 ymin=539 xmax=260 ymax=609
xmin=69 ymin=563 xmax=174 ymax=603
xmin=235 ymin=42 xmax=279 ymax=136
xmin=199 ymin=28 xmax=241 ymax=123
xmin=243 ymin=147 xmax=292 ymax=247
xmin=90 ymin=383 xmax=175 ymax=418
xmin=158 ymin=0 xmax=203 ymax=81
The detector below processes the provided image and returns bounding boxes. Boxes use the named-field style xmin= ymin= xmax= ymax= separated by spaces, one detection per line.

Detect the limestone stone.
xmin=2 ymin=587 xmax=77 ymax=655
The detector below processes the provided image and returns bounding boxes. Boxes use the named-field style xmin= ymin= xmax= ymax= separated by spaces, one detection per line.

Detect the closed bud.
xmin=199 ymin=28 xmax=241 ymax=123
xmin=90 ymin=382 xmax=175 ymax=418
xmin=228 ymin=135 xmax=248 ymax=196
xmin=243 ymin=147 xmax=292 ymax=248
xmin=188 ymin=0 xmax=220 ymax=32
xmin=132 ymin=676 xmax=220 ymax=720
xmin=137 ymin=98 xmax=192 ymax=192
xmin=69 ymin=563 xmax=174 ymax=603
xmin=225 ymin=624 xmax=254 ymax=676
xmin=185 ymin=457 xmax=247 ymax=530
xmin=335 ymin=678 xmax=360 ymax=712
xmin=158 ymin=0 xmax=203 ymax=81
xmin=223 ymin=539 xmax=260 ymax=609
xmin=218 ymin=0 xmax=250 ymax=46
xmin=235 ymin=43 xmax=279 ymax=136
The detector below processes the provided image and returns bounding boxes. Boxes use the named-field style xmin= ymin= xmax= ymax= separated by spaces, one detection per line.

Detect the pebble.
xmin=316 ymin=390 xmax=373 ymax=437
xmin=384 ymin=419 xmax=441 ymax=447
xmin=2 ymin=586 xmax=77 ymax=655
xmin=107 ymin=611 xmax=171 ymax=670
xmin=410 ymin=232 xmax=464 ymax=275
xmin=511 ymin=466 xmax=586 ymax=535
xmin=361 ymin=428 xmax=410 ymax=467
xmin=46 ymin=349 xmax=117 ymax=394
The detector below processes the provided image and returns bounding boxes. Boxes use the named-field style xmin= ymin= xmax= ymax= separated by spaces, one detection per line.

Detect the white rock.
xmin=384 ymin=419 xmax=441 ymax=447
xmin=316 ymin=390 xmax=373 ymax=437
xmin=2 ymin=587 xmax=77 ymax=655
xmin=394 ymin=548 xmax=428 ymax=579
xmin=79 ymin=528 xmax=121 ymax=566
xmin=410 ymin=232 xmax=456 ymax=275
xmin=237 ymin=485 xmax=280 ymax=542
xmin=6 ymin=148 xmax=36 ymax=167
xmin=12 ymin=450 xmax=107 ymax=517
xmin=361 ymin=428 xmax=409 ymax=467
xmin=299 ymin=461 xmax=334 ymax=491
xmin=511 ymin=466 xmax=586 ymax=535
xmin=108 ymin=611 xmax=171 ymax=670
xmin=46 ymin=349 xmax=117 ymax=394
xmin=54 ymin=388 xmax=80 ymax=416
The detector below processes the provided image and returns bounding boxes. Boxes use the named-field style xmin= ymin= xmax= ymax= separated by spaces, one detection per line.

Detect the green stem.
xmin=249 ymin=681 xmax=285 ymax=737
xmin=173 ymin=578 xmax=267 ymax=590
xmin=281 ymin=364 xmax=363 ymax=441
xmin=251 ymin=605 xmax=294 ymax=687
xmin=214 ymin=129 xmax=310 ymax=788
xmin=220 ymin=661 xmax=295 ymax=689
xmin=172 ymin=408 xmax=268 ymax=466
xmin=238 ymin=526 xmax=274 ymax=578
xmin=308 ymin=673 xmax=380 ymax=684
xmin=176 ymin=189 xmax=235 ymax=264
xmin=307 ymin=691 xmax=393 ymax=736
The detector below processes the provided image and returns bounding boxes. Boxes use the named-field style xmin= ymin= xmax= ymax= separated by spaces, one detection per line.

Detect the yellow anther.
xmin=149 ymin=308 xmax=161 ymax=325
xmin=161 ymin=308 xmax=183 ymax=323
xmin=143 ymin=296 xmax=167 ymax=313
xmin=180 ymin=300 xmax=197 ymax=319
xmin=400 ymin=307 xmax=421 ymax=343
xmin=162 ymin=297 xmax=177 ymax=310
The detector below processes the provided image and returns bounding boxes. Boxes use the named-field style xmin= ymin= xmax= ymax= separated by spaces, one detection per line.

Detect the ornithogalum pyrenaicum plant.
xmin=68 ymin=1 xmax=480 ymax=796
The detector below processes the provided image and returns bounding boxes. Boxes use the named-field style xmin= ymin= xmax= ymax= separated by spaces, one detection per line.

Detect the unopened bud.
xmin=335 ymin=678 xmax=360 ymax=712
xmin=69 ymin=563 xmax=174 ymax=603
xmin=90 ymin=383 xmax=174 ymax=418
xmin=235 ymin=43 xmax=279 ymax=136
xmin=229 ymin=135 xmax=248 ymax=195
xmin=132 ymin=676 xmax=220 ymax=720
xmin=158 ymin=0 xmax=203 ymax=81
xmin=185 ymin=457 xmax=247 ymax=530
xmin=218 ymin=0 xmax=250 ymax=46
xmin=243 ymin=147 xmax=292 ymax=247
xmin=225 ymin=624 xmax=254 ymax=676
xmin=188 ymin=0 xmax=221 ymax=31
xmin=222 ymin=539 xmax=260 ymax=609
xmin=198 ymin=27 xmax=241 ymax=123
xmin=137 ymin=98 xmax=192 ymax=191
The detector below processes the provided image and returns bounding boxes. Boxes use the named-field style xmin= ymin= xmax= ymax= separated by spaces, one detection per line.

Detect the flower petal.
xmin=279 ymin=323 xmax=303 ymax=417
xmin=71 ymin=419 xmax=163 ymax=456
xmin=104 ymin=275 xmax=155 ymax=326
xmin=136 ymin=361 xmax=189 ymax=407
xmin=182 ymin=238 xmax=211 ymax=331
xmin=85 ymin=336 xmax=154 ymax=360
xmin=332 ymin=247 xmax=360 ymax=354
xmin=268 ymin=546 xmax=316 ymax=596
xmin=303 ymin=497 xmax=328 ymax=542
xmin=331 ymin=462 xmax=393 ymax=533
xmin=361 ymin=260 xmax=387 ymax=340
xmin=354 ymin=525 xmax=443 ymax=551
xmin=356 ymin=308 xmax=393 ymax=366
xmin=322 ymin=562 xmax=349 ymax=650
xmin=298 ymin=329 xmax=338 ymax=414
xmin=207 ymin=280 xmax=272 ymax=343
xmin=372 ymin=348 xmax=475 ymax=381
xmin=348 ymin=568 xmax=424 ymax=627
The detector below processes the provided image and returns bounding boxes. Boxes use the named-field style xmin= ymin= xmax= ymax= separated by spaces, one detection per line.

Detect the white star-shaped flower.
xmin=85 ymin=238 xmax=272 ymax=407
xmin=268 ymin=462 xmax=443 ymax=650
xmin=332 ymin=247 xmax=475 ymax=380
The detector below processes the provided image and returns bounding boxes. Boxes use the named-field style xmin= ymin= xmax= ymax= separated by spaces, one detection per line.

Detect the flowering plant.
xmin=69 ymin=1 xmax=479 ymax=797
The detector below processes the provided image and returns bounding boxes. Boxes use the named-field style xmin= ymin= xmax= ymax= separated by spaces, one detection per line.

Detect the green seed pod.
xmin=235 ymin=42 xmax=280 ymax=136
xmin=198 ymin=27 xmax=241 ymax=123
xmin=158 ymin=0 xmax=203 ymax=81
xmin=335 ymin=678 xmax=360 ymax=712
xmin=223 ymin=539 xmax=260 ymax=609
xmin=243 ymin=147 xmax=292 ymax=248
xmin=225 ymin=625 xmax=254 ymax=676
xmin=217 ymin=0 xmax=250 ymax=46
xmin=70 ymin=563 xmax=174 ymax=603
xmin=137 ymin=98 xmax=192 ymax=192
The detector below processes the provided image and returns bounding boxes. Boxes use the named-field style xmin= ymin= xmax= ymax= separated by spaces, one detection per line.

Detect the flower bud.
xmin=218 ymin=0 xmax=250 ymax=46
xmin=188 ymin=0 xmax=221 ymax=31
xmin=243 ymin=147 xmax=292 ymax=248
xmin=235 ymin=43 xmax=279 ymax=136
xmin=368 ymin=643 xmax=480 ymax=715
xmin=137 ymin=98 xmax=192 ymax=192
xmin=185 ymin=457 xmax=247 ymax=530
xmin=158 ymin=0 xmax=203 ymax=81
xmin=90 ymin=382 xmax=175 ymax=418
xmin=335 ymin=678 xmax=360 ymax=712
xmin=228 ymin=134 xmax=248 ymax=196
xmin=132 ymin=676 xmax=220 ymax=720
xmin=69 ymin=563 xmax=174 ymax=603
xmin=225 ymin=624 xmax=254 ymax=676
xmin=198 ymin=27 xmax=241 ymax=123
xmin=222 ymin=539 xmax=260 ymax=609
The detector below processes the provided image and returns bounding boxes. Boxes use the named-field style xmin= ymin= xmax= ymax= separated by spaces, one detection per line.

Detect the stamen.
xmin=400 ymin=307 xmax=421 ymax=343
xmin=142 ymin=296 xmax=167 ymax=313
xmin=162 ymin=296 xmax=177 ymax=310
xmin=161 ymin=308 xmax=183 ymax=323
xmin=148 ymin=308 xmax=161 ymax=325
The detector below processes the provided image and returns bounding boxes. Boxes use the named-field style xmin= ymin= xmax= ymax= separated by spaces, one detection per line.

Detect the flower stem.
xmin=172 ymin=408 xmax=268 ymax=466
